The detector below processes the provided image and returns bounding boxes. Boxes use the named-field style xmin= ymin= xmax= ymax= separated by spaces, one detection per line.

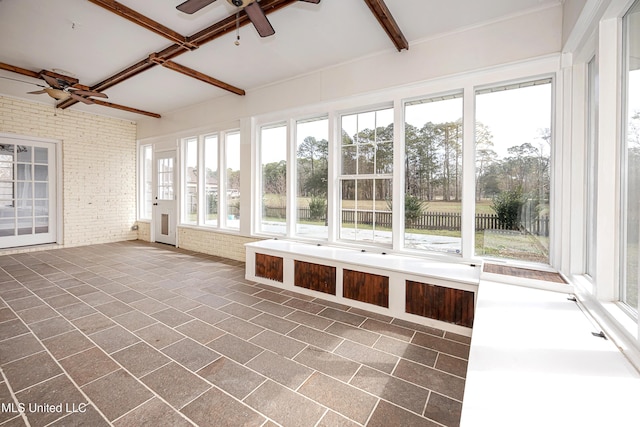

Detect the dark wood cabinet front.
xmin=294 ymin=260 xmax=336 ymax=295
xmin=343 ymin=269 xmax=389 ymax=308
xmin=406 ymin=280 xmax=474 ymax=327
xmin=255 ymin=253 xmax=283 ymax=282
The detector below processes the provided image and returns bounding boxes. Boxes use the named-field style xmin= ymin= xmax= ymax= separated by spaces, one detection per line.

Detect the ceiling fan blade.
xmin=41 ymin=74 xmax=63 ymax=89
xmin=27 ymin=90 xmax=47 ymax=94
xmin=299 ymin=0 xmax=321 ymax=3
xmin=69 ymin=88 xmax=108 ymax=99
xmin=69 ymin=92 xmax=94 ymax=105
xmin=245 ymin=2 xmax=275 ymax=37
xmin=177 ymin=0 xmax=217 ymax=14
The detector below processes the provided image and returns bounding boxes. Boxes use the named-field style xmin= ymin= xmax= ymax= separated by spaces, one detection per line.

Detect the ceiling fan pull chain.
xmin=235 ymin=10 xmax=240 ymax=46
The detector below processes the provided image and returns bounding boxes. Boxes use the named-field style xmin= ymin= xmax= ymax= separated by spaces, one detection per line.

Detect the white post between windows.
xmin=461 ymin=85 xmax=476 ymax=260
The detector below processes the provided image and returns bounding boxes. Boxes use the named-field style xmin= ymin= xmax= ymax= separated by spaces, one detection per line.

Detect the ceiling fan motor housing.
xmin=228 ymin=0 xmax=255 ymax=8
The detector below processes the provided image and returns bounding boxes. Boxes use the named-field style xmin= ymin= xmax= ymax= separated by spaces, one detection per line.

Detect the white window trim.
xmin=249 ymin=55 xmax=560 ymax=263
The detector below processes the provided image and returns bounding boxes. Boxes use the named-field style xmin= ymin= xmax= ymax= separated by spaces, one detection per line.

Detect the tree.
xmin=297 ymin=136 xmax=328 ymax=197
xmin=262 ymin=160 xmax=287 ymax=211
xmin=475 ymin=121 xmax=497 ymax=201
xmin=492 ymin=187 xmax=525 ymax=230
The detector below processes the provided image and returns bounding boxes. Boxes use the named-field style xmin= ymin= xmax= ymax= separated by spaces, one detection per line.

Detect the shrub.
xmin=492 ymin=188 xmax=524 ymax=230
xmin=388 ymin=195 xmax=428 ymax=227
xmin=309 ymin=196 xmax=327 ymax=221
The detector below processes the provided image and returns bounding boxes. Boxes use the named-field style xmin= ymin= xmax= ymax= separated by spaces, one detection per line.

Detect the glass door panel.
xmin=0 ymin=138 xmax=56 ymax=248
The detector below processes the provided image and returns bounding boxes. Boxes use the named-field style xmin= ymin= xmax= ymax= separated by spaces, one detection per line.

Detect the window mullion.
xmin=198 ymin=136 xmax=205 ymax=226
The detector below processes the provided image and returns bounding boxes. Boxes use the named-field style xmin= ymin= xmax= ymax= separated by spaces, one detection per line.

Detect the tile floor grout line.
xmin=0 ymin=295 xmax=113 ymax=426
xmin=2 ymin=259 xmax=227 ymax=426
xmin=311 ymin=408 xmax=330 ymax=427
xmin=0 ymin=363 xmax=33 ymax=427
xmin=2 ymin=241 xmax=468 ymax=426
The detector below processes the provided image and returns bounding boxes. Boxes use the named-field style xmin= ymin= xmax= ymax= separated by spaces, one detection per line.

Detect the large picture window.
xmin=621 ymin=0 xmax=640 ymax=311
xmin=339 ymin=107 xmax=393 ymax=245
xmin=404 ymin=95 xmax=463 ymax=254
xmin=260 ymin=123 xmax=288 ymax=235
xmin=296 ymin=117 xmax=329 ymax=239
xmin=474 ymin=80 xmax=552 ymax=263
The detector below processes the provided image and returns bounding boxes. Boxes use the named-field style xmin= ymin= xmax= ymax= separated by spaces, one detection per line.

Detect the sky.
xmin=259 ymin=82 xmax=553 ymax=163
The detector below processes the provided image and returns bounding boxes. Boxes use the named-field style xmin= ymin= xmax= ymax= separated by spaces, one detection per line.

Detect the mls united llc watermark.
xmin=1 ymin=402 xmax=88 ymax=414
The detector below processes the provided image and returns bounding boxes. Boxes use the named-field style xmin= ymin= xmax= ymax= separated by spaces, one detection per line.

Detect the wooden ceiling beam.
xmin=87 ymin=0 xmax=196 ymax=49
xmin=56 ymin=58 xmax=158 ymax=109
xmin=90 ymin=99 xmax=161 ymax=118
xmin=187 ymin=0 xmax=297 ymax=45
xmin=149 ymin=54 xmax=245 ymax=96
xmin=0 ymin=62 xmax=41 ymax=79
xmin=58 ymin=0 xmax=301 ymax=112
xmin=363 ymin=0 xmax=408 ymax=52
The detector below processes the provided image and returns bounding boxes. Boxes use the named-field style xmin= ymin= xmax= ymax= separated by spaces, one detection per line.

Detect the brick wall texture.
xmin=0 ymin=96 xmax=138 ymax=249
xmin=178 ymin=227 xmax=262 ymax=262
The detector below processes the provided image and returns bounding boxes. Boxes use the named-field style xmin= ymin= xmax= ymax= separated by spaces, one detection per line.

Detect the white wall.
xmin=562 ymin=0 xmax=589 ymax=47
xmin=137 ymin=5 xmax=562 ymax=139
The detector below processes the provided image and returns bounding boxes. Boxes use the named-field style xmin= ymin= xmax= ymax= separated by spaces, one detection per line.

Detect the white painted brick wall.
xmin=136 ymin=221 xmax=151 ymax=242
xmin=178 ymin=227 xmax=263 ymax=262
xmin=0 ymin=96 xmax=137 ymax=250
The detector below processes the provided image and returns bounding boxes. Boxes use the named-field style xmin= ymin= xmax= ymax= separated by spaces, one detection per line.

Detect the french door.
xmin=153 ymin=150 xmax=176 ymax=245
xmin=0 ymin=136 xmax=57 ymax=249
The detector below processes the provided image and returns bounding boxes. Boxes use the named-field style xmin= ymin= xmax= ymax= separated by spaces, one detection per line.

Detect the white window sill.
xmin=461 ymin=280 xmax=640 ymax=427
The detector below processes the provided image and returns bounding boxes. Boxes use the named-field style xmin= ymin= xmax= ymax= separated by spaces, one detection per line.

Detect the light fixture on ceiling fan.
xmin=27 ymin=74 xmax=108 ymax=105
xmin=0 ymin=73 xmax=109 ymax=104
xmin=177 ymin=0 xmax=321 ymax=38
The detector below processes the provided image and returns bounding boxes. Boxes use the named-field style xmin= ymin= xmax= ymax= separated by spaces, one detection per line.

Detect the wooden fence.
xmin=268 ymin=207 xmax=549 ymax=236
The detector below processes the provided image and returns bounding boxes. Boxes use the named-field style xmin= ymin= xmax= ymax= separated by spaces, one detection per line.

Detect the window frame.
xmin=619 ymin=0 xmax=640 ymax=314
xmin=294 ymin=115 xmax=330 ymax=241
xmin=138 ymin=143 xmax=153 ymax=221
xmin=402 ymin=92 xmax=465 ymax=256
xmin=177 ymin=130 xmax=241 ymax=233
xmin=337 ymin=104 xmax=395 ymax=247
xmin=256 ymin=121 xmax=289 ymax=237
xmin=472 ymin=77 xmax=555 ymax=265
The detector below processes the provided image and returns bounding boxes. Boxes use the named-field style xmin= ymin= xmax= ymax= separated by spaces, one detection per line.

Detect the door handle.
xmin=153 ymin=203 xmax=158 ymax=206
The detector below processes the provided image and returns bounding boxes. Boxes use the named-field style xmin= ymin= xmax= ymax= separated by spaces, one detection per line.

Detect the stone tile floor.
xmin=0 ymin=241 xmax=469 ymax=426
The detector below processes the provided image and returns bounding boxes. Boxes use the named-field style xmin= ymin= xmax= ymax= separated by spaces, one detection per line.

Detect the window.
xmin=296 ymin=117 xmax=329 ymax=239
xmin=140 ymin=145 xmax=153 ymax=220
xmin=225 ymin=131 xmax=241 ymax=230
xmin=586 ymin=56 xmax=598 ymax=277
xmin=339 ymin=107 xmax=393 ymax=245
xmin=204 ymin=135 xmax=218 ymax=226
xmin=474 ymin=79 xmax=552 ymax=263
xmin=259 ymin=123 xmax=288 ymax=235
xmin=621 ymin=0 xmax=640 ymax=311
xmin=183 ymin=137 xmax=198 ymax=225
xmin=404 ymin=95 xmax=463 ymax=254
xmin=180 ymin=130 xmax=239 ymax=231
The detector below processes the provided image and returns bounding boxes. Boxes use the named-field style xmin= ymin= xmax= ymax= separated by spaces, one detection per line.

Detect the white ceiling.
xmin=0 ymin=0 xmax=562 ymax=121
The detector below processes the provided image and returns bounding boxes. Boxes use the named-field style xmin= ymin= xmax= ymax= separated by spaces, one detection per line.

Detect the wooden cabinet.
xmin=294 ymin=260 xmax=336 ymax=295
xmin=406 ymin=280 xmax=474 ymax=327
xmin=255 ymin=253 xmax=283 ymax=282
xmin=343 ymin=269 xmax=389 ymax=308
xmin=246 ymin=241 xmax=479 ymax=333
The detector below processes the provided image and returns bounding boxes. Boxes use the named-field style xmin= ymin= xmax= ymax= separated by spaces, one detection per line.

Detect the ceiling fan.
xmin=27 ymin=74 xmax=108 ymax=105
xmin=177 ymin=0 xmax=321 ymax=37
